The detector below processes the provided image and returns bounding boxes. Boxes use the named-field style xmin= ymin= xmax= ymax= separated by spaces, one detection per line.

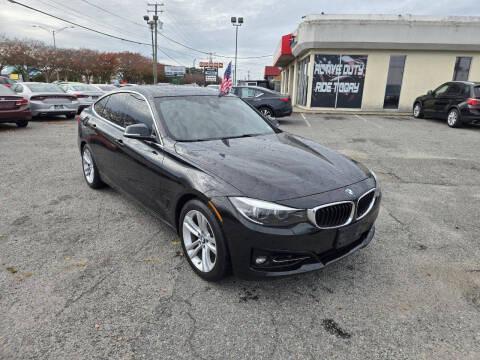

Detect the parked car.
xmin=11 ymin=82 xmax=78 ymax=118
xmin=231 ymin=86 xmax=292 ymax=120
xmin=58 ymin=82 xmax=103 ymax=113
xmin=0 ymin=85 xmax=31 ymax=127
xmin=413 ymin=81 xmax=480 ymax=128
xmin=78 ymin=86 xmax=380 ymax=281
xmin=0 ymin=76 xmax=16 ymax=88
xmin=91 ymin=84 xmax=117 ymax=93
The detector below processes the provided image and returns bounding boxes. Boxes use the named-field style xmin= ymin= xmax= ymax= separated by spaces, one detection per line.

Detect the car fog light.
xmin=255 ymin=256 xmax=268 ymax=265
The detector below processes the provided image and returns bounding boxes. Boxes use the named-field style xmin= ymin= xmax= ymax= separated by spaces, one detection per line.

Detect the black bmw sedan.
xmin=78 ymin=86 xmax=381 ymax=281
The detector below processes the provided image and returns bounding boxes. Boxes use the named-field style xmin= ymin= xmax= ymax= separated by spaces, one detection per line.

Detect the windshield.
xmin=71 ymin=84 xmax=99 ymax=91
xmin=155 ymin=96 xmax=276 ymax=141
xmin=26 ymin=83 xmax=64 ymax=93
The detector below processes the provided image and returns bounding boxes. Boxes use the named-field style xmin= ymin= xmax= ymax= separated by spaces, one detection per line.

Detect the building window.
xmin=296 ymin=57 xmax=309 ymax=106
xmin=383 ymin=55 xmax=406 ymax=109
xmin=453 ymin=57 xmax=472 ymax=81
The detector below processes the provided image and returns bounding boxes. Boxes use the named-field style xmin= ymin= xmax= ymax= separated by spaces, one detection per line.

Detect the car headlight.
xmin=229 ymin=197 xmax=307 ymax=227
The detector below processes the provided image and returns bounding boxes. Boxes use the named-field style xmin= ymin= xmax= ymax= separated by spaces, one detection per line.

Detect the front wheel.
xmin=447 ymin=108 xmax=462 ymax=128
xmin=413 ymin=102 xmax=423 ymax=118
xmin=81 ymin=145 xmax=105 ymax=189
xmin=180 ymin=200 xmax=229 ymax=281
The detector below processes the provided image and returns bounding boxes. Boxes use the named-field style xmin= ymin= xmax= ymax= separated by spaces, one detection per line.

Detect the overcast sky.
xmin=1 ymin=0 xmax=480 ymax=79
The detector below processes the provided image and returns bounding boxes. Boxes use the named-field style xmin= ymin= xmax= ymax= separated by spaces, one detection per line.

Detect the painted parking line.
xmin=354 ymin=114 xmax=383 ymax=129
xmin=300 ymin=113 xmax=311 ymax=127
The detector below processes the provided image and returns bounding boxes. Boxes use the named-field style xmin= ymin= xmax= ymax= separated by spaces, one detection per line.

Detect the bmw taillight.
xmin=279 ymin=97 xmax=290 ymax=103
xmin=15 ymin=98 xmax=29 ymax=106
xmin=466 ymin=98 xmax=480 ymax=106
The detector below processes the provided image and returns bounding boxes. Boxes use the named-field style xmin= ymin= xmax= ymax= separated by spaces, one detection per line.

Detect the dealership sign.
xmin=204 ymin=68 xmax=218 ymax=82
xmin=199 ymin=61 xmax=223 ymax=69
xmin=165 ymin=65 xmax=186 ymax=77
xmin=311 ymin=54 xmax=368 ymax=108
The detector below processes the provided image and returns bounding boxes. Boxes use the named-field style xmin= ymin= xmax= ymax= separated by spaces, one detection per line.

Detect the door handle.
xmin=115 ymin=138 xmax=124 ymax=145
xmin=91 ymin=123 xmax=97 ymax=128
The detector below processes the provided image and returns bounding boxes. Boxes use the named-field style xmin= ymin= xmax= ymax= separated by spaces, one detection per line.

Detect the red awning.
xmin=273 ymin=34 xmax=294 ymax=67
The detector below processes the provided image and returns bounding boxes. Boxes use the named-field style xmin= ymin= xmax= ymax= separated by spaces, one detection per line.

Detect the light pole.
xmin=231 ymin=16 xmax=243 ymax=86
xmin=32 ymin=25 xmax=74 ymax=80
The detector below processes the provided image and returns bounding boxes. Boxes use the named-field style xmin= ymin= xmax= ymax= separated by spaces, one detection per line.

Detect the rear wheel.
xmin=81 ymin=145 xmax=105 ymax=189
xmin=447 ymin=108 xmax=462 ymax=128
xmin=180 ymin=199 xmax=229 ymax=281
xmin=16 ymin=120 xmax=29 ymax=128
xmin=413 ymin=102 xmax=423 ymax=118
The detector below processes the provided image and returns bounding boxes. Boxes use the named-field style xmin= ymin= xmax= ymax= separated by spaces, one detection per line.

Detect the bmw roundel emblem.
xmin=345 ymin=188 xmax=354 ymax=196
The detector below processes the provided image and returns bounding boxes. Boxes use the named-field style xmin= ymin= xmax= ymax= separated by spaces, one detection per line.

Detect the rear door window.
xmin=94 ymin=96 xmax=110 ymax=117
xmin=446 ymin=84 xmax=462 ymax=96
xmin=239 ymin=88 xmax=257 ymax=98
xmin=102 ymin=93 xmax=130 ymax=128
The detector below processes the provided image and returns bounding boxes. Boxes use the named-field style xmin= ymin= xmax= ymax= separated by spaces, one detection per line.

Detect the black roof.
xmin=127 ymin=85 xmax=225 ymax=98
xmin=449 ymin=81 xmax=480 ymax=85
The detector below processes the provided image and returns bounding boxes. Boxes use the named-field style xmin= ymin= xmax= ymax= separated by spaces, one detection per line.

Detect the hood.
xmin=174 ymin=133 xmax=370 ymax=201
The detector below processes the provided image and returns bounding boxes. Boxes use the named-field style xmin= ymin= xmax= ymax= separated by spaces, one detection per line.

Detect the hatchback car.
xmin=59 ymin=82 xmax=103 ymax=113
xmin=231 ymin=86 xmax=292 ymax=119
xmin=12 ymin=82 xmax=78 ymax=118
xmin=0 ymin=85 xmax=31 ymax=127
xmin=413 ymin=81 xmax=480 ymax=127
xmin=78 ymin=86 xmax=380 ymax=281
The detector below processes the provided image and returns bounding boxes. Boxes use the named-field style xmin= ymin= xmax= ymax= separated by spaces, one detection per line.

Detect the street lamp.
xmin=144 ymin=15 xmax=157 ymax=83
xmin=32 ymin=25 xmax=74 ymax=50
xmin=32 ymin=25 xmax=74 ymax=81
xmin=231 ymin=16 xmax=243 ymax=86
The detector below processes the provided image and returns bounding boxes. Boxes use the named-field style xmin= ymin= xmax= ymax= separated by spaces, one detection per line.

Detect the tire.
xmin=413 ymin=102 xmax=423 ymax=118
xmin=259 ymin=106 xmax=274 ymax=120
xmin=179 ymin=199 xmax=229 ymax=281
xmin=16 ymin=120 xmax=29 ymax=128
xmin=447 ymin=108 xmax=462 ymax=128
xmin=81 ymin=145 xmax=105 ymax=189
xmin=66 ymin=113 xmax=76 ymax=119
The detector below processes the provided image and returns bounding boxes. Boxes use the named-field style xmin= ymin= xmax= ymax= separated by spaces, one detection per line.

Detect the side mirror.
xmin=427 ymin=90 xmax=433 ymax=96
xmin=124 ymin=123 xmax=156 ymax=141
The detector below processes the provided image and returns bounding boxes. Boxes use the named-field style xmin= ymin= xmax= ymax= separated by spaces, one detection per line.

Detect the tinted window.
xmin=94 ymin=96 xmax=110 ymax=117
xmin=123 ymin=93 xmax=154 ymax=132
xmin=434 ymin=84 xmax=449 ymax=96
xmin=474 ymin=86 xmax=480 ymax=98
xmin=155 ymin=96 xmax=275 ymax=141
xmin=453 ymin=57 xmax=472 ymax=81
xmin=446 ymin=84 xmax=462 ymax=95
xmin=26 ymin=83 xmax=64 ymax=93
xmin=102 ymin=93 xmax=130 ymax=127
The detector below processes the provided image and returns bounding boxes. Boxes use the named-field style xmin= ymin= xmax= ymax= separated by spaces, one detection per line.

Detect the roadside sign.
xmin=204 ymin=68 xmax=218 ymax=83
xmin=200 ymin=61 xmax=223 ymax=69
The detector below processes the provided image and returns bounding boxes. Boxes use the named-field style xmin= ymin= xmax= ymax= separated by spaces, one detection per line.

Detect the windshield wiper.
xmin=221 ymin=133 xmax=258 ymax=140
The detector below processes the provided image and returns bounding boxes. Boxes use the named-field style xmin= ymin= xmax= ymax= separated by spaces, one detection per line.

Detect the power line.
xmin=7 ymin=0 xmax=273 ymax=61
xmin=79 ymin=0 xmax=146 ymax=28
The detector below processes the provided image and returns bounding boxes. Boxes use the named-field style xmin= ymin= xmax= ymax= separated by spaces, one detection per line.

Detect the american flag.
xmin=220 ymin=61 xmax=233 ymax=95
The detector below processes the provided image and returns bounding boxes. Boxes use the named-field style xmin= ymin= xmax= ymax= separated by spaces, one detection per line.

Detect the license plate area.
xmin=0 ymin=102 xmax=15 ymax=109
xmin=52 ymin=105 xmax=64 ymax=110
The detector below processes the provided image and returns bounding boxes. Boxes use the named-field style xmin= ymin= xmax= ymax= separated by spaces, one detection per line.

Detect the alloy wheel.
xmin=182 ymin=210 xmax=217 ymax=273
xmin=260 ymin=108 xmax=274 ymax=120
xmin=447 ymin=110 xmax=457 ymax=126
xmin=82 ymin=148 xmax=95 ymax=184
xmin=413 ymin=104 xmax=421 ymax=118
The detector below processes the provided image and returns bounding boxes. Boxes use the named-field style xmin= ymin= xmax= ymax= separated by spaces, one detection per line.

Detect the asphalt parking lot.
xmin=1 ymin=114 xmax=479 ymax=360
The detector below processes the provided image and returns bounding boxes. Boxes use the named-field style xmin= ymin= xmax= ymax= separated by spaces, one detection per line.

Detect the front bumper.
xmin=212 ymin=185 xmax=381 ymax=279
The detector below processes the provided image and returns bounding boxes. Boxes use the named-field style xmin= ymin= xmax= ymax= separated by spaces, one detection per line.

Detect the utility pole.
xmin=231 ymin=17 xmax=243 ymax=86
xmin=145 ymin=2 xmax=164 ymax=84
